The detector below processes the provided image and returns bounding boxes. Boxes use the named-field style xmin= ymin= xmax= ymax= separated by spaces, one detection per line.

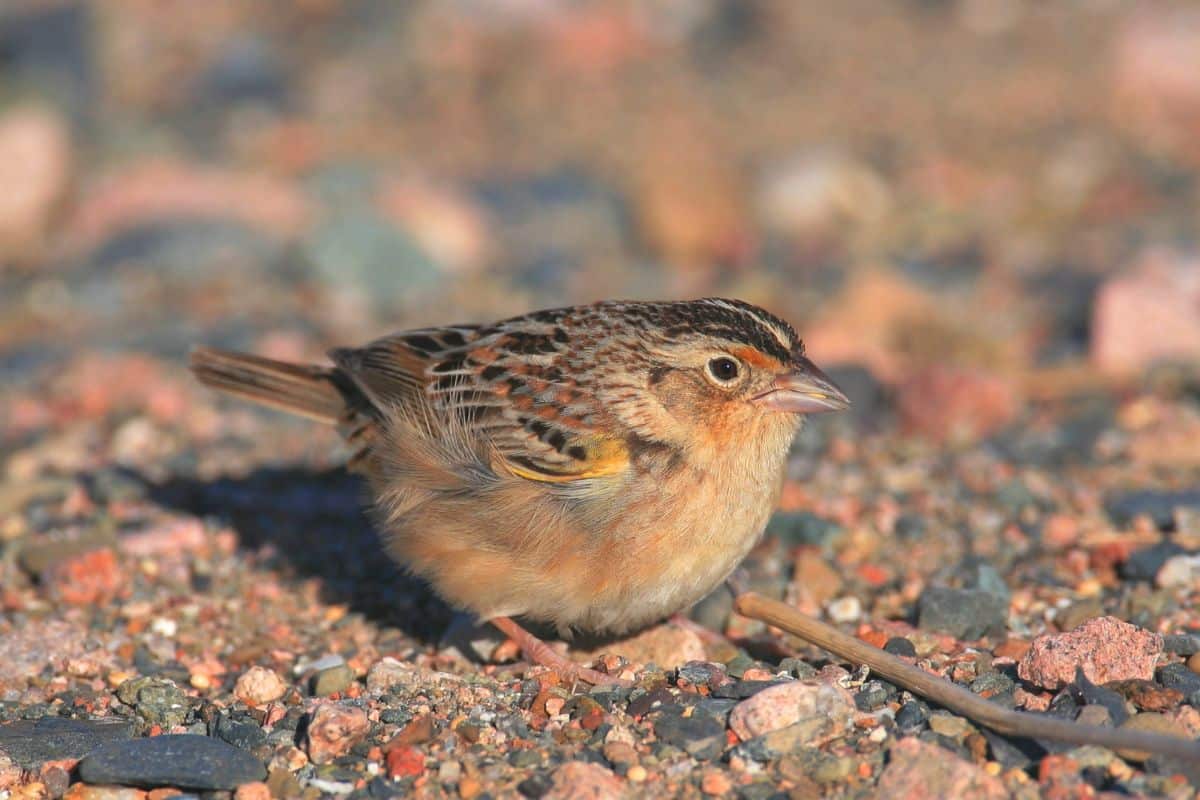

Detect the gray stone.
xmin=78 ymin=734 xmax=266 ymax=790
xmin=116 ymin=676 xmax=192 ymax=727
xmin=917 ymin=586 xmax=1007 ymax=640
xmin=0 ymin=717 xmax=133 ymax=768
xmin=651 ymin=707 xmax=725 ymax=760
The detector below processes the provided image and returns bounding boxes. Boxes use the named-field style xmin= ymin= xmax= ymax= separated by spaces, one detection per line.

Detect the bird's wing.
xmin=330 ymin=317 xmax=630 ymax=485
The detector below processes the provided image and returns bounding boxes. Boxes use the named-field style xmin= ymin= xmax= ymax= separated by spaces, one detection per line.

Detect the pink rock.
xmin=65 ymin=158 xmax=312 ymax=253
xmin=1091 ymin=250 xmax=1200 ymax=375
xmin=544 ymin=761 xmax=625 ymax=800
xmin=234 ymin=666 xmax=288 ymax=707
xmin=0 ymin=105 xmax=72 ymax=263
xmin=877 ymin=737 xmax=1007 ymax=800
xmin=118 ymin=519 xmax=208 ymax=557
xmin=376 ymin=177 xmax=491 ymax=274
xmin=1112 ymin=12 xmax=1200 ymax=160
xmin=896 ymin=365 xmax=1021 ymax=443
xmin=306 ymin=703 xmax=370 ymax=765
xmin=728 ymin=679 xmax=855 ymax=741
xmin=1018 ymin=616 xmax=1164 ymax=691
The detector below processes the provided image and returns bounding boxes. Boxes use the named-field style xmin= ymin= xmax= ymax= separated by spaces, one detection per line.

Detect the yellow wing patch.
xmin=493 ymin=436 xmax=630 ymax=484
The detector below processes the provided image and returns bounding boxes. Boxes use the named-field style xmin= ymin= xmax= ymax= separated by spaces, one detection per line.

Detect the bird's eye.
xmin=706 ymin=356 xmax=740 ymax=383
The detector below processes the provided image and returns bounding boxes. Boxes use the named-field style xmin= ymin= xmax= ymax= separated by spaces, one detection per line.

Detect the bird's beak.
xmin=752 ymin=356 xmax=850 ymax=414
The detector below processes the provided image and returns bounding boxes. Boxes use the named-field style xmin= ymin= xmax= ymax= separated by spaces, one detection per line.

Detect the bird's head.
xmin=592 ymin=298 xmax=850 ymax=453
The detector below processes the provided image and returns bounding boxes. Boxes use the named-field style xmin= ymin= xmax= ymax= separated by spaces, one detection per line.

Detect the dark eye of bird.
xmin=707 ymin=356 xmax=740 ymax=382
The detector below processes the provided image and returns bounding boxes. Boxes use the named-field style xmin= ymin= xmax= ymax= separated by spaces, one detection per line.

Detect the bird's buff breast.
xmin=515 ymin=433 xmax=792 ymax=635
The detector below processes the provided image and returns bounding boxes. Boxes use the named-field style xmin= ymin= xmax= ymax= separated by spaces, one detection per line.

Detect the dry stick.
xmin=734 ymin=592 xmax=1200 ymax=762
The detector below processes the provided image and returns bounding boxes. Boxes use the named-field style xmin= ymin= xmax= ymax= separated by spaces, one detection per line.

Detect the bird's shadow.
xmin=146 ymin=466 xmax=455 ymax=645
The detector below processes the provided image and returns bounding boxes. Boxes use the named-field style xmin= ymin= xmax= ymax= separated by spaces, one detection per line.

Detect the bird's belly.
xmin=546 ymin=475 xmax=781 ymax=634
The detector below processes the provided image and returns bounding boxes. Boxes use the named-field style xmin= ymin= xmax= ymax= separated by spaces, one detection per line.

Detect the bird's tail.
xmin=189 ymin=346 xmax=346 ymax=425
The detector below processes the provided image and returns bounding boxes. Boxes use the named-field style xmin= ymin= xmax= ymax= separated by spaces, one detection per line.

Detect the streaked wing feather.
xmin=332 ymin=319 xmax=628 ymax=485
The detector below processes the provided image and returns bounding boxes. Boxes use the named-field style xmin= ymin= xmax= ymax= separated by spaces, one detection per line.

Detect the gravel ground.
xmin=3 ymin=1 xmax=1200 ymax=798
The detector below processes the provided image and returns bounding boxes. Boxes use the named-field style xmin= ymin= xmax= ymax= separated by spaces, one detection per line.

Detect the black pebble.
xmin=78 ymin=734 xmax=266 ymax=790
xmin=883 ymin=637 xmax=917 ymax=657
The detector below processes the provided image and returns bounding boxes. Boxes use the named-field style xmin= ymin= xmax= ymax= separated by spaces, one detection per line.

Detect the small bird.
xmin=190 ymin=298 xmax=848 ymax=684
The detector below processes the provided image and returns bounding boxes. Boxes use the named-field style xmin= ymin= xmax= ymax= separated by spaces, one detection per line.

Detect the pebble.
xmin=233 ymin=666 xmax=287 ymax=706
xmin=213 ymin=712 xmax=267 ymax=750
xmin=651 ymin=707 xmax=725 ymax=760
xmin=0 ymin=105 xmax=72 ymax=262
xmin=826 ymin=596 xmax=862 ymax=623
xmin=0 ymin=717 xmax=133 ymax=769
xmin=115 ymin=676 xmax=191 ymax=727
xmin=896 ymin=365 xmax=1020 ymax=443
xmin=928 ymin=712 xmax=975 ymax=740
xmin=883 ymin=637 xmax=917 ymax=657
xmin=1115 ymin=713 xmax=1190 ymax=762
xmin=916 ymin=586 xmax=1007 ymax=640
xmin=77 ymin=734 xmax=266 ymax=790
xmin=1163 ymin=634 xmax=1200 ymax=656
xmin=765 ymin=511 xmax=843 ymax=548
xmin=876 ymin=737 xmax=1008 ymax=799
xmin=895 ymin=702 xmax=927 ymax=731
xmin=728 ymin=679 xmax=855 ymax=741
xmin=311 ymin=662 xmax=356 ymax=696
xmin=1108 ymin=491 xmax=1200 ymax=531
xmin=544 ymin=760 xmax=625 ymax=800
xmin=700 ymin=768 xmax=733 ymax=796
xmin=1057 ymin=596 xmax=1104 ymax=633
xmin=43 ymin=547 xmax=127 ymax=606
xmin=1156 ymin=554 xmax=1200 ymax=588
xmin=1189 ymin=652 xmax=1200 ymax=675
xmin=1090 ymin=251 xmax=1200 ymax=375
xmin=63 ymin=786 xmax=146 ymax=800
xmin=305 ymin=703 xmax=370 ymax=765
xmin=1018 ymin=616 xmax=1163 ymax=690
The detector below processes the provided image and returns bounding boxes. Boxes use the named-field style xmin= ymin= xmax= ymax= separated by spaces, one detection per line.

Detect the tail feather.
xmin=189 ymin=346 xmax=346 ymax=424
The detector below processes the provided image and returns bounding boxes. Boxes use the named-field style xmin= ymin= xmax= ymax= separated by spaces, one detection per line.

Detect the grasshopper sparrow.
xmin=191 ymin=298 xmax=849 ymax=684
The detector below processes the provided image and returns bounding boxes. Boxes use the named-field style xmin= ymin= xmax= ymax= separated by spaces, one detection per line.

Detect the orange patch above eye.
xmin=728 ymin=346 xmax=780 ymax=370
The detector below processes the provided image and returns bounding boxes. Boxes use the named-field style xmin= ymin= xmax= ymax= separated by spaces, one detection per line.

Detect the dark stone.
xmin=0 ymin=716 xmax=133 ymax=768
xmin=894 ymin=514 xmax=927 ymax=541
xmin=776 ymin=658 xmax=817 ymax=680
xmin=764 ymin=511 xmax=842 ymax=549
xmin=651 ymin=707 xmax=725 ymax=760
xmin=78 ymin=734 xmax=266 ymax=790
xmin=961 ymin=561 xmax=1011 ymax=602
xmin=820 ymin=364 xmax=889 ymax=429
xmin=916 ymin=586 xmax=1007 ymax=640
xmin=883 ymin=637 xmax=917 ymax=657
xmin=626 ymin=688 xmax=678 ymax=718
xmin=676 ymin=661 xmax=726 ymax=689
xmin=692 ymin=698 xmax=738 ymax=723
xmin=1163 ymin=634 xmax=1200 ymax=655
xmin=712 ymin=680 xmax=788 ymax=700
xmin=212 ymin=712 xmax=267 ymax=750
xmin=970 ymin=672 xmax=1015 ymax=697
xmin=980 ymin=728 xmax=1043 ymax=769
xmin=115 ymin=676 xmax=192 ymax=727
xmin=1106 ymin=490 xmax=1200 ymax=531
xmin=895 ymin=701 xmax=927 ymax=731
xmin=0 ymin=3 xmax=94 ymax=127
xmin=1158 ymin=664 xmax=1200 ymax=697
xmin=517 ymin=772 xmax=552 ymax=799
xmin=379 ymin=708 xmax=411 ymax=725
xmin=995 ymin=481 xmax=1037 ymax=516
xmin=195 ymin=35 xmax=288 ymax=110
xmin=854 ymin=681 xmax=892 ymax=712
xmin=1120 ymin=541 xmax=1190 ymax=582
xmin=1068 ymin=669 xmax=1129 ymax=726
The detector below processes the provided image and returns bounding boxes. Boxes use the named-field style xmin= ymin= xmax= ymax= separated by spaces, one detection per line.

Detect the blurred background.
xmin=2 ymin=0 xmax=1199 ymax=457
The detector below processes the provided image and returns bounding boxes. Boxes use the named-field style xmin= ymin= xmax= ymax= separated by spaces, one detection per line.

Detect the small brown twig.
xmin=734 ymin=591 xmax=1200 ymax=762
